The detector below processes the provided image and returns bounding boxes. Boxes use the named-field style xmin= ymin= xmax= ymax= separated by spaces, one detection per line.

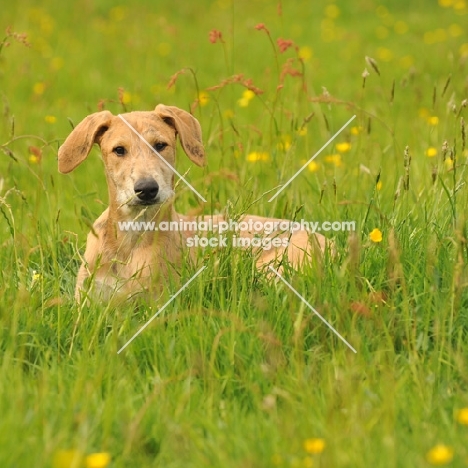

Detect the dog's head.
xmin=58 ymin=104 xmax=205 ymax=212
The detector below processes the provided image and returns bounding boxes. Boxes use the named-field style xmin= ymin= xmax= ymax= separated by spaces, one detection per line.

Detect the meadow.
xmin=1 ymin=0 xmax=468 ymax=466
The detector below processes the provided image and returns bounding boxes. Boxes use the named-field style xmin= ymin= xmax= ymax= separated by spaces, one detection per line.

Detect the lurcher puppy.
xmin=58 ymin=105 xmax=328 ymax=300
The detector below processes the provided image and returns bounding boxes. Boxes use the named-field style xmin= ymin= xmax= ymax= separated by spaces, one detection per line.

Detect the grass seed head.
xmin=365 ymin=56 xmax=380 ymax=76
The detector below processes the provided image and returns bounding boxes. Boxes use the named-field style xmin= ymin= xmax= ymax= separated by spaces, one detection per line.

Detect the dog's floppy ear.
xmin=58 ymin=111 xmax=114 ymax=174
xmin=154 ymin=104 xmax=205 ymax=166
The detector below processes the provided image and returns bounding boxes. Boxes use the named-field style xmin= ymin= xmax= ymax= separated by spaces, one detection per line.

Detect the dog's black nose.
xmin=134 ymin=178 xmax=159 ymax=202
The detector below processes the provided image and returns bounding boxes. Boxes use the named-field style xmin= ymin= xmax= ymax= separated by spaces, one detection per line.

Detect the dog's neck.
xmin=106 ymin=198 xmax=179 ymax=254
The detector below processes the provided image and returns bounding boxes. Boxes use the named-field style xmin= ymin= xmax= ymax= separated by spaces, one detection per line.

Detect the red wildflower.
xmin=277 ymin=37 xmax=295 ymax=53
xmin=255 ymin=23 xmax=269 ymax=33
xmin=209 ymin=29 xmax=223 ymax=44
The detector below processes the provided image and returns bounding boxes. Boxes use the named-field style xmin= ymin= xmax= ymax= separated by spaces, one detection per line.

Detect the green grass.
xmin=1 ymin=0 xmax=468 ymax=466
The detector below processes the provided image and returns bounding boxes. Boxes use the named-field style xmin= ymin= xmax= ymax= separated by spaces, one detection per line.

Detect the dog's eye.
xmin=113 ymin=146 xmax=126 ymax=156
xmin=154 ymin=142 xmax=167 ymax=152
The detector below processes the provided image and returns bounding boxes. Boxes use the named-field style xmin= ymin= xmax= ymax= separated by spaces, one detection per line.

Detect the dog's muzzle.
xmin=134 ymin=177 xmax=160 ymax=205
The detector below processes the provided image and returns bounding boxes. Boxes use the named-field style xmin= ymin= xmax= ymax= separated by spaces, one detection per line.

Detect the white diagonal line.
xmin=117 ymin=266 xmax=206 ymax=354
xmin=118 ymin=114 xmax=207 ymax=202
xmin=268 ymin=115 xmax=356 ymax=202
xmin=268 ymin=266 xmax=357 ymax=353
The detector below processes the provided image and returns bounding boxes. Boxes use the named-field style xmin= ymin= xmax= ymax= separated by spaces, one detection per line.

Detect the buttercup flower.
xmin=238 ymin=89 xmax=256 ymax=107
xmin=426 ymin=147 xmax=438 ymax=157
xmin=198 ymin=91 xmax=209 ymax=106
xmin=307 ymin=161 xmax=319 ymax=172
xmin=351 ymin=126 xmax=363 ymax=135
xmin=85 ymin=452 xmax=111 ymax=468
xmin=121 ymin=91 xmax=132 ymax=104
xmin=31 ymin=270 xmax=41 ymax=286
xmin=324 ymin=154 xmax=342 ymax=167
xmin=456 ymin=407 xmax=468 ymax=425
xmin=298 ymin=46 xmax=313 ymax=61
xmin=277 ymin=135 xmax=291 ymax=151
xmin=369 ymin=228 xmax=383 ymax=243
xmin=247 ymin=151 xmax=269 ymax=162
xmin=426 ymin=444 xmax=453 ymax=465
xmin=303 ymin=438 xmax=325 ymax=454
xmin=336 ymin=142 xmax=351 ymax=153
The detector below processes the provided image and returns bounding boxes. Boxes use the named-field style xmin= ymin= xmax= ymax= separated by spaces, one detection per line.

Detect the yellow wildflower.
xmin=31 ymin=270 xmax=41 ymax=284
xmin=85 ymin=452 xmax=111 ymax=468
xmin=307 ymin=161 xmax=319 ymax=172
xmin=277 ymin=135 xmax=291 ymax=151
xmin=238 ymin=89 xmax=256 ymax=107
xmin=243 ymin=89 xmax=255 ymax=100
xmin=29 ymin=154 xmax=39 ymax=164
xmin=238 ymin=97 xmax=250 ymax=107
xmin=369 ymin=228 xmax=383 ymax=243
xmin=198 ymin=91 xmax=209 ymax=107
xmin=445 ymin=158 xmax=453 ymax=170
xmin=336 ymin=142 xmax=351 ymax=153
xmin=428 ymin=116 xmax=439 ymax=126
xmin=246 ymin=151 xmax=269 ymax=162
xmin=303 ymin=438 xmax=325 ymax=454
xmin=350 ymin=126 xmax=363 ymax=135
xmin=426 ymin=444 xmax=453 ymax=465
xmin=297 ymin=127 xmax=307 ymax=136
xmin=45 ymin=115 xmax=56 ymax=124
xmin=456 ymin=407 xmax=468 ymax=425
xmin=122 ymin=91 xmax=132 ymax=104
xmin=298 ymin=46 xmax=313 ymax=61
xmin=324 ymin=154 xmax=342 ymax=167
xmin=426 ymin=147 xmax=438 ymax=158
xmin=376 ymin=181 xmax=383 ymax=191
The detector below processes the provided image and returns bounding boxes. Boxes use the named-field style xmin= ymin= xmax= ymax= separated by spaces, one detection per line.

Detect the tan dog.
xmin=58 ymin=105 xmax=328 ymax=300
